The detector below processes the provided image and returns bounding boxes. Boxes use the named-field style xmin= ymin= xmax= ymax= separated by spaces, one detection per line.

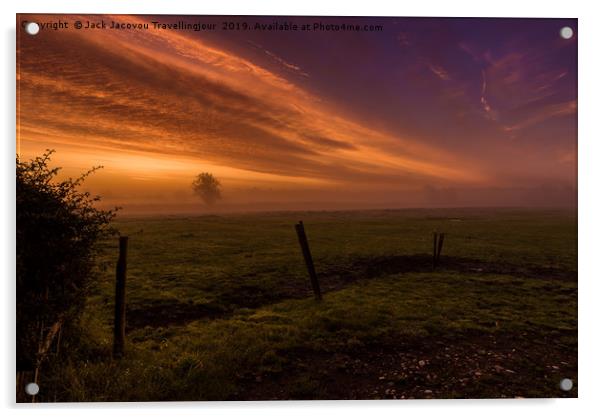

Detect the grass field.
xmin=42 ymin=207 xmax=577 ymax=401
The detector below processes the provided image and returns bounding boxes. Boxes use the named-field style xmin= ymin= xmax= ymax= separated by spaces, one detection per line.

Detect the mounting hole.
xmin=560 ymin=26 xmax=574 ymax=40
xmin=559 ymin=378 xmax=573 ymax=391
xmin=24 ymin=22 xmax=40 ymax=36
xmin=25 ymin=22 xmax=40 ymax=36
xmin=25 ymin=382 xmax=39 ymax=396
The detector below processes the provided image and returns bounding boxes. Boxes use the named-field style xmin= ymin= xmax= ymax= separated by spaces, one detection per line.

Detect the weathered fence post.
xmin=433 ymin=232 xmax=445 ymax=267
xmin=294 ymin=221 xmax=322 ymax=301
xmin=113 ymin=236 xmax=128 ymax=358
xmin=437 ymin=233 xmax=445 ymax=264
xmin=433 ymin=232 xmax=438 ymax=268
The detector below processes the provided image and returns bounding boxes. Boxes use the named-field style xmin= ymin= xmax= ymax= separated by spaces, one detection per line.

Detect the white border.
xmin=2 ymin=1 xmax=601 ymax=416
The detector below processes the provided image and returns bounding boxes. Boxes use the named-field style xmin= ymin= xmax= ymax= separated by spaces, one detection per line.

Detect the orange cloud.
xmin=18 ymin=14 xmax=502 ymax=213
xmin=502 ymin=100 xmax=576 ymax=132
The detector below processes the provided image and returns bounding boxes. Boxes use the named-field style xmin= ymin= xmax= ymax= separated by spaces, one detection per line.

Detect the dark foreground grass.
xmin=39 ymin=208 xmax=576 ymax=401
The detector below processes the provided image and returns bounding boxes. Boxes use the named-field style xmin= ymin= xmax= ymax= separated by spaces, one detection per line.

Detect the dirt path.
xmin=232 ymin=329 xmax=577 ymax=400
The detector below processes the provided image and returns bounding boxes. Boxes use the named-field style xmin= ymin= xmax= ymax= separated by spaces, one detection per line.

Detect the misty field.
xmin=44 ymin=208 xmax=577 ymax=401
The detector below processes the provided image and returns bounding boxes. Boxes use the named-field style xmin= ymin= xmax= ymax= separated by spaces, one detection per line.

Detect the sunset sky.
xmin=17 ymin=15 xmax=577 ymax=213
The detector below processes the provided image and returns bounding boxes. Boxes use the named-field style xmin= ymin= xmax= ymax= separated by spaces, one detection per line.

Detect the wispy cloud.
xmin=248 ymin=40 xmax=310 ymax=78
xmin=263 ymin=49 xmax=310 ymax=78
xmin=502 ymin=100 xmax=576 ymax=132
xmin=455 ymin=39 xmax=575 ymax=135
xmin=428 ymin=64 xmax=450 ymax=81
xmin=480 ymin=69 xmax=496 ymax=120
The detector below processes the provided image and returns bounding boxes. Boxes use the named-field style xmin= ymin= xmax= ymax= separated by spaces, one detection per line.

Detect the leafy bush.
xmin=16 ymin=150 xmax=116 ymax=372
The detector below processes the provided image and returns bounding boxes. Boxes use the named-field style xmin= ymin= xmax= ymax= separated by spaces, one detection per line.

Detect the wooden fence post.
xmin=113 ymin=236 xmax=128 ymax=358
xmin=433 ymin=232 xmax=445 ymax=268
xmin=433 ymin=232 xmax=437 ymax=268
xmin=294 ymin=221 xmax=322 ymax=301
xmin=437 ymin=233 xmax=445 ymax=264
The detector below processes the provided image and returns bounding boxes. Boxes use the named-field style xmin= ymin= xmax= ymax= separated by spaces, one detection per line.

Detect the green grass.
xmin=40 ymin=208 xmax=577 ymax=401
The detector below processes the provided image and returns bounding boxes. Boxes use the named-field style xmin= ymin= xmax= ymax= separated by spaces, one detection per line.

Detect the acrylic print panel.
xmin=16 ymin=14 xmax=577 ymax=402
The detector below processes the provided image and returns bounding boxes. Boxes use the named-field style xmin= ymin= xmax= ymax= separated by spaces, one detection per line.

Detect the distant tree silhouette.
xmin=192 ymin=172 xmax=222 ymax=207
xmin=16 ymin=150 xmax=116 ymax=375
